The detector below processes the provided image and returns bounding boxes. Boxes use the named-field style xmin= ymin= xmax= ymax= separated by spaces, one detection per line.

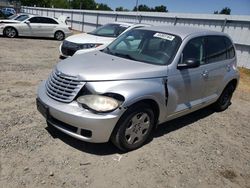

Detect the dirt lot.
xmin=0 ymin=37 xmax=250 ymax=188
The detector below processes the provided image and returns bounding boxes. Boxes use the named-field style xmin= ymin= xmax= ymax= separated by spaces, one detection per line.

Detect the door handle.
xmin=202 ymin=70 xmax=209 ymax=78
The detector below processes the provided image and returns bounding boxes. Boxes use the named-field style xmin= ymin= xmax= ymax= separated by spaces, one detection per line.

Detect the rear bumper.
xmin=37 ymin=81 xmax=123 ymax=143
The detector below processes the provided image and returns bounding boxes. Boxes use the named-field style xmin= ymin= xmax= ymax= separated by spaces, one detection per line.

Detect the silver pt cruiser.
xmin=37 ymin=26 xmax=239 ymax=151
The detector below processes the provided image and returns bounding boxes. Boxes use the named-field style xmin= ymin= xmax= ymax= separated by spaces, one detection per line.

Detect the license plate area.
xmin=36 ymin=98 xmax=49 ymax=119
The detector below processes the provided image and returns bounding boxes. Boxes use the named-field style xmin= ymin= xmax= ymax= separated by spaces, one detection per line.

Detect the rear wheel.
xmin=213 ymin=84 xmax=235 ymax=112
xmin=54 ymin=31 xmax=65 ymax=41
xmin=111 ymin=103 xmax=155 ymax=151
xmin=4 ymin=27 xmax=17 ymax=38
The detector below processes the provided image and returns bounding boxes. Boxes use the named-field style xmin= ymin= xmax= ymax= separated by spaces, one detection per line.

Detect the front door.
xmin=166 ymin=36 xmax=207 ymax=117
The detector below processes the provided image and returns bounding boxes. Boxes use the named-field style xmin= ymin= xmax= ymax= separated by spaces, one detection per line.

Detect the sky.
xmin=95 ymin=0 xmax=250 ymax=15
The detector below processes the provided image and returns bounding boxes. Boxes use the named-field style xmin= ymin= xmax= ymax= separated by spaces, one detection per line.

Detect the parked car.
xmin=59 ymin=22 xmax=149 ymax=59
xmin=0 ymin=15 xmax=72 ymax=40
xmin=1 ymin=7 xmax=16 ymax=17
xmin=0 ymin=13 xmax=31 ymax=24
xmin=37 ymin=26 xmax=239 ymax=151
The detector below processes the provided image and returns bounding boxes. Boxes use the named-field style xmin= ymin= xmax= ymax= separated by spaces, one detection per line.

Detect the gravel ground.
xmin=0 ymin=37 xmax=250 ymax=188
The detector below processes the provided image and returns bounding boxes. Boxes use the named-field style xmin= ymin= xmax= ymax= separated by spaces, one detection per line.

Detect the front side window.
xmin=103 ymin=29 xmax=182 ymax=65
xmin=29 ymin=17 xmax=40 ymax=23
xmin=89 ymin=24 xmax=129 ymax=37
xmin=206 ymin=36 xmax=227 ymax=63
xmin=180 ymin=37 xmax=205 ymax=65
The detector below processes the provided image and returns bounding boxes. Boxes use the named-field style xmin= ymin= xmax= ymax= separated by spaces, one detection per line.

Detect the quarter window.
xmin=206 ymin=36 xmax=227 ymax=63
xmin=224 ymin=37 xmax=235 ymax=59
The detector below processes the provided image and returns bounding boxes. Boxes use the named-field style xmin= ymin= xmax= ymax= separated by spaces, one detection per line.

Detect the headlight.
xmin=77 ymin=95 xmax=119 ymax=113
xmin=79 ymin=43 xmax=102 ymax=49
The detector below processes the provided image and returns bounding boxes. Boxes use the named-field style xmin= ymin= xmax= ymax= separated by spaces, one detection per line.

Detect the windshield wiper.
xmin=103 ymin=47 xmax=114 ymax=55
xmin=113 ymin=52 xmax=136 ymax=61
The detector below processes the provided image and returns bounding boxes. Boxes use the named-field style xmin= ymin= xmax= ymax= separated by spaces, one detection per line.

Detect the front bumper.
xmin=37 ymin=81 xmax=123 ymax=143
xmin=0 ymin=26 xmax=4 ymax=35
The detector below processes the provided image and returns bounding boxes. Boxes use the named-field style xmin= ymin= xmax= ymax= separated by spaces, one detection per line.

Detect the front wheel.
xmin=4 ymin=27 xmax=17 ymax=38
xmin=54 ymin=31 xmax=65 ymax=41
xmin=111 ymin=103 xmax=155 ymax=151
xmin=213 ymin=84 xmax=235 ymax=112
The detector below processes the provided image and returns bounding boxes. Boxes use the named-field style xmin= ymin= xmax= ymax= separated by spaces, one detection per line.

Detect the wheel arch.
xmin=127 ymin=99 xmax=160 ymax=126
xmin=226 ymin=79 xmax=238 ymax=91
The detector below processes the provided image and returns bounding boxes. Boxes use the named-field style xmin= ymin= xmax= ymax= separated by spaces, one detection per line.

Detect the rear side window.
xmin=224 ymin=37 xmax=235 ymax=59
xmin=41 ymin=17 xmax=58 ymax=24
xmin=205 ymin=36 xmax=227 ymax=63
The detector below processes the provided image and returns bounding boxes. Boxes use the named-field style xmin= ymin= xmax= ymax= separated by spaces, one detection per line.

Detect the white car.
xmin=0 ymin=15 xmax=72 ymax=40
xmin=59 ymin=22 xmax=149 ymax=59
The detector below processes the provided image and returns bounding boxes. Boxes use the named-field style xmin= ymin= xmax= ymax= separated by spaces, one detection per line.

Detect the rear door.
xmin=38 ymin=17 xmax=58 ymax=37
xmin=202 ymin=36 xmax=230 ymax=101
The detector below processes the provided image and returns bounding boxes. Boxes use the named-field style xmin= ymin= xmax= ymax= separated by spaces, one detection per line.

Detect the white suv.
xmin=59 ymin=22 xmax=149 ymax=59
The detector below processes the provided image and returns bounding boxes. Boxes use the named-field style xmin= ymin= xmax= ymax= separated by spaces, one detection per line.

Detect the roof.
xmin=141 ymin=25 xmax=225 ymax=39
xmin=111 ymin=21 xmax=150 ymax=27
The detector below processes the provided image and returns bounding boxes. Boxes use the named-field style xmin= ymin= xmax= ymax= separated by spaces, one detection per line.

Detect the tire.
xmin=54 ymin=31 xmax=65 ymax=41
xmin=4 ymin=27 xmax=17 ymax=38
xmin=111 ymin=103 xmax=155 ymax=151
xmin=213 ymin=84 xmax=235 ymax=112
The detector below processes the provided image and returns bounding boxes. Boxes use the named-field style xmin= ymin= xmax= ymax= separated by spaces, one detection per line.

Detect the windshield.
xmin=88 ymin=23 xmax=129 ymax=37
xmin=15 ymin=15 xmax=29 ymax=21
xmin=103 ymin=29 xmax=181 ymax=65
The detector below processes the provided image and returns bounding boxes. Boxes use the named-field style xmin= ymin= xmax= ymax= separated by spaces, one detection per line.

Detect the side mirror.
xmin=24 ymin=20 xmax=30 ymax=24
xmin=177 ymin=58 xmax=200 ymax=69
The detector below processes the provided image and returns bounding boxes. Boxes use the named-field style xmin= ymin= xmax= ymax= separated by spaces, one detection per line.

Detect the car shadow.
xmin=45 ymin=106 xmax=215 ymax=155
xmin=0 ymin=35 xmax=59 ymax=41
xmin=46 ymin=124 xmax=121 ymax=155
xmin=153 ymin=106 xmax=214 ymax=138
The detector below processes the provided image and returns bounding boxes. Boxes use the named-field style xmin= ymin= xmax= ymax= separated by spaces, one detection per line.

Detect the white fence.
xmin=22 ymin=6 xmax=250 ymax=69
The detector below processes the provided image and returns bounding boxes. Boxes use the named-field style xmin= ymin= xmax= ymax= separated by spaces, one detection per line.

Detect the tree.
xmin=51 ymin=0 xmax=69 ymax=8
xmin=115 ymin=6 xmax=129 ymax=11
xmin=214 ymin=7 xmax=231 ymax=15
xmin=96 ymin=3 xmax=112 ymax=11
xmin=71 ymin=0 xmax=96 ymax=10
xmin=154 ymin=5 xmax=168 ymax=12
xmin=133 ymin=4 xmax=151 ymax=11
xmin=133 ymin=4 xmax=168 ymax=12
xmin=21 ymin=0 xmax=50 ymax=7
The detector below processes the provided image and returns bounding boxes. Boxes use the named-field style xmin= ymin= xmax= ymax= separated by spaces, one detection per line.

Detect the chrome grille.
xmin=46 ymin=70 xmax=85 ymax=102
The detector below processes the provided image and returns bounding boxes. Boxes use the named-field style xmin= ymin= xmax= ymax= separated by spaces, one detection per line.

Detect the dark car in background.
xmin=1 ymin=7 xmax=16 ymax=17
xmin=0 ymin=10 xmax=8 ymax=19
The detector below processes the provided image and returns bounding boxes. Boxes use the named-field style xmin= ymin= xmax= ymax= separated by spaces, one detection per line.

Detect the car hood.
xmin=0 ymin=19 xmax=20 ymax=24
xmin=65 ymin=33 xmax=115 ymax=44
xmin=56 ymin=51 xmax=167 ymax=81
